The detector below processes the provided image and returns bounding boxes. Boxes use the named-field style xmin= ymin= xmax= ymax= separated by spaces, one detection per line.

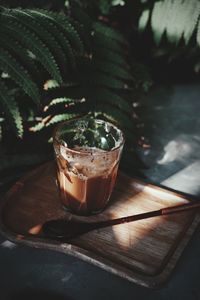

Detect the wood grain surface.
xmin=0 ymin=161 xmax=199 ymax=288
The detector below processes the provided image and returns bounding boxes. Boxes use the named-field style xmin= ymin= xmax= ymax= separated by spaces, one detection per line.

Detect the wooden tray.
xmin=0 ymin=161 xmax=199 ymax=288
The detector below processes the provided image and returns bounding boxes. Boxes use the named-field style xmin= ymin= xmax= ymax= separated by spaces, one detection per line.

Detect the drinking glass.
xmin=53 ymin=117 xmax=124 ymax=215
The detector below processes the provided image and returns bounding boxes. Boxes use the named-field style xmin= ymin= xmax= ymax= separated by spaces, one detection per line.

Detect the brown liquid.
xmin=55 ymin=146 xmax=119 ymax=215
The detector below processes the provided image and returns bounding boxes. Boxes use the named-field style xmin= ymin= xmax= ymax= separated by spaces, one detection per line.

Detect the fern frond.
xmin=151 ymin=0 xmax=200 ymax=45
xmin=51 ymin=12 xmax=84 ymax=53
xmin=46 ymin=113 xmax=81 ymax=127
xmin=94 ymin=60 xmax=132 ymax=80
xmin=94 ymin=104 xmax=133 ymax=130
xmin=0 ymin=49 xmax=40 ymax=103
xmin=30 ymin=9 xmax=84 ymax=53
xmin=1 ymin=17 xmax=62 ymax=84
xmin=0 ymin=80 xmax=23 ymax=137
xmin=69 ymin=18 xmax=91 ymax=51
xmin=44 ymin=79 xmax=59 ymax=90
xmin=7 ymin=9 xmax=68 ymax=69
xmin=93 ymin=31 xmax=124 ymax=54
xmin=31 ymin=112 xmax=81 ymax=132
xmin=93 ymin=47 xmax=128 ymax=68
xmin=45 ymin=85 xmax=85 ymax=101
xmin=47 ymin=97 xmax=77 ymax=109
xmin=57 ymin=37 xmax=76 ymax=71
xmin=69 ymin=1 xmax=92 ymax=30
xmin=0 ymin=32 xmax=40 ymax=82
xmin=24 ymin=9 xmax=77 ymax=70
xmin=88 ymin=72 xmax=129 ymax=89
xmin=93 ymin=22 xmax=127 ymax=45
xmin=29 ymin=120 xmax=46 ymax=132
xmin=90 ymin=88 xmax=132 ymax=113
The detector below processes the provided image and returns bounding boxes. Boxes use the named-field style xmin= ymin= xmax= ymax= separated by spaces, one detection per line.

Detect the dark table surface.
xmin=1 ymin=83 xmax=200 ymax=300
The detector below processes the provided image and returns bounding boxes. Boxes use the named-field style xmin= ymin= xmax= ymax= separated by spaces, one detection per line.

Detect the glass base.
xmin=61 ymin=203 xmax=105 ymax=216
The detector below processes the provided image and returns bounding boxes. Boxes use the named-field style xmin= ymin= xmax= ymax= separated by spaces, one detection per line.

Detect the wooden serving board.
xmin=0 ymin=161 xmax=199 ymax=288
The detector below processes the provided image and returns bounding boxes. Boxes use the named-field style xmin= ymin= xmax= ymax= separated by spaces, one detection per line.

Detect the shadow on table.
xmin=8 ymin=288 xmax=74 ymax=300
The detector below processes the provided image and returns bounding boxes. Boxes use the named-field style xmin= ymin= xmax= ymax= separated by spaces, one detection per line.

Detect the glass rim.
xmin=53 ymin=117 xmax=125 ymax=155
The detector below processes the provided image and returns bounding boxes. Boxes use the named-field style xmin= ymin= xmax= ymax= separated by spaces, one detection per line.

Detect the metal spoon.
xmin=42 ymin=200 xmax=200 ymax=242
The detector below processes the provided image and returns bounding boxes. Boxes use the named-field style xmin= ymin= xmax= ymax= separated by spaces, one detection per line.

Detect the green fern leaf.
xmin=30 ymin=9 xmax=84 ymax=53
xmin=94 ymin=60 xmax=132 ymax=80
xmin=93 ymin=48 xmax=128 ymax=68
xmin=47 ymin=97 xmax=77 ymax=108
xmin=46 ymin=113 xmax=81 ymax=127
xmin=7 ymin=9 xmax=68 ymax=69
xmin=94 ymin=104 xmax=133 ymax=130
xmin=0 ymin=32 xmax=40 ymax=81
xmin=1 ymin=17 xmax=62 ymax=84
xmin=88 ymin=72 xmax=129 ymax=89
xmin=58 ymin=37 xmax=76 ymax=71
xmin=69 ymin=18 xmax=91 ymax=51
xmin=45 ymin=85 xmax=85 ymax=101
xmin=93 ymin=22 xmax=128 ymax=45
xmin=0 ymin=80 xmax=23 ymax=137
xmin=0 ymin=49 xmax=40 ymax=103
xmin=44 ymin=79 xmax=59 ymax=90
xmin=69 ymin=1 xmax=92 ymax=30
xmin=53 ymin=15 xmax=84 ymax=54
xmin=26 ymin=10 xmax=77 ymax=70
xmin=93 ymin=31 xmax=124 ymax=55
xmin=29 ymin=120 xmax=46 ymax=132
xmin=30 ymin=112 xmax=81 ymax=132
xmin=89 ymin=88 xmax=132 ymax=113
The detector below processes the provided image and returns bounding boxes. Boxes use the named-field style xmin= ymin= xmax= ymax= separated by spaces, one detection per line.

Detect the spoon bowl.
xmin=42 ymin=219 xmax=97 ymax=240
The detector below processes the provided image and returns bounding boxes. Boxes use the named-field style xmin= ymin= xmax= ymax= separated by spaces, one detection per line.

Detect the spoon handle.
xmin=94 ymin=200 xmax=200 ymax=229
xmin=42 ymin=199 xmax=200 ymax=241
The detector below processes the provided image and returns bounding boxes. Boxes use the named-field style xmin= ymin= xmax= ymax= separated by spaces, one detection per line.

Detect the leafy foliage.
xmin=0 ymin=80 xmax=23 ymax=137
xmin=0 ymin=7 xmax=83 ymax=136
xmin=0 ymin=2 xmax=151 ymax=175
xmin=28 ymin=5 xmax=141 ymax=145
xmin=139 ymin=0 xmax=200 ymax=46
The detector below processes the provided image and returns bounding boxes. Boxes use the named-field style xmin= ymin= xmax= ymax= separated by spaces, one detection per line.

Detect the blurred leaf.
xmin=138 ymin=9 xmax=150 ymax=32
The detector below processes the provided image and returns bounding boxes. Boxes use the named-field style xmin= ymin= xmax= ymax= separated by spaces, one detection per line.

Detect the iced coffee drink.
xmin=53 ymin=118 xmax=124 ymax=215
